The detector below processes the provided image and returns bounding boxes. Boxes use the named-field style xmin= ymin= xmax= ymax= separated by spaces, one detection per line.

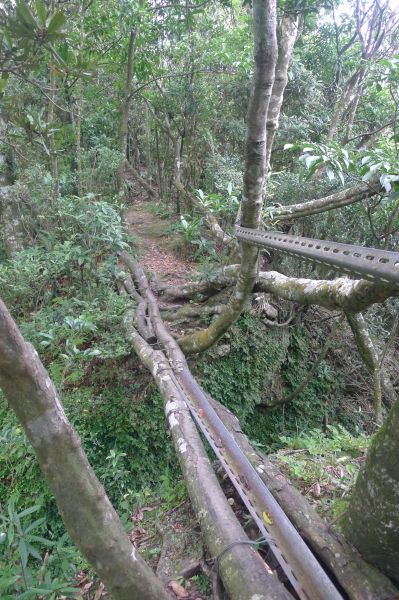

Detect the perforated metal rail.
xmin=173 ymin=368 xmax=344 ymax=600
xmin=236 ymin=226 xmax=399 ymax=286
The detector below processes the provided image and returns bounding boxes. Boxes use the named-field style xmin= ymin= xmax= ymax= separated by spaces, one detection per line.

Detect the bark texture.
xmin=254 ymin=270 xmax=399 ymax=313
xmin=120 ymin=254 xmax=291 ymax=600
xmin=345 ymin=398 xmax=399 ymax=585
xmin=120 ymin=30 xmax=137 ymax=159
xmin=345 ymin=312 xmax=382 ymax=423
xmin=0 ymin=299 xmax=169 ymax=600
xmin=179 ymin=0 xmax=278 ymax=354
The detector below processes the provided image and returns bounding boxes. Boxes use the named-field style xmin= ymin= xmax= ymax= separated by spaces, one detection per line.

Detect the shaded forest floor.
xmin=126 ymin=200 xmax=196 ymax=290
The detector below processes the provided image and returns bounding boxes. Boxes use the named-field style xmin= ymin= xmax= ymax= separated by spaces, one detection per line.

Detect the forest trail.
xmin=126 ymin=200 xmax=196 ymax=293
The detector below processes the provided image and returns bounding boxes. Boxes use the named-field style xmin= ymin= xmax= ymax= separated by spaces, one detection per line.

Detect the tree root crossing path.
xmin=120 ymin=201 xmax=398 ymax=600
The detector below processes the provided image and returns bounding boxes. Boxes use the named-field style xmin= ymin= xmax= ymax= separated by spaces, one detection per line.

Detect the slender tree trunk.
xmin=48 ymin=62 xmax=59 ymax=200
xmin=344 ymin=398 xmax=399 ymax=585
xmin=118 ymin=29 xmax=137 ymax=191
xmin=341 ymin=86 xmax=363 ymax=145
xmin=326 ymin=69 xmax=365 ymax=142
xmin=265 ymin=14 xmax=299 ymax=172
xmin=179 ymin=0 xmax=278 ymax=354
xmin=72 ymin=0 xmax=85 ymax=196
xmin=0 ymin=299 xmax=169 ymax=600
xmin=345 ymin=312 xmax=382 ymax=423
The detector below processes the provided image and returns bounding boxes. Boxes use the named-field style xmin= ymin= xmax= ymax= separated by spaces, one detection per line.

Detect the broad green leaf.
xmin=326 ymin=168 xmax=335 ymax=181
xmin=35 ymin=0 xmax=47 ymax=25
xmin=18 ymin=504 xmax=41 ymax=519
xmin=16 ymin=2 xmax=37 ymax=29
xmin=24 ymin=517 xmax=46 ymax=534
xmin=26 ymin=542 xmax=42 ymax=560
xmin=19 ymin=539 xmax=28 ymax=568
xmin=47 ymin=11 xmax=65 ymax=35
xmin=304 ymin=155 xmax=321 ymax=169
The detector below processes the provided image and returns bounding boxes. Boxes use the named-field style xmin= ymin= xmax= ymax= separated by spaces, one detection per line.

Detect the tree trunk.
xmin=326 ymin=69 xmax=365 ymax=142
xmin=345 ymin=312 xmax=382 ymax=423
xmin=179 ymin=0 xmax=278 ymax=355
xmin=265 ymin=14 xmax=300 ymax=172
xmin=0 ymin=185 xmax=27 ymax=257
xmin=0 ymin=299 xmax=169 ymax=600
xmin=48 ymin=62 xmax=59 ymax=200
xmin=118 ymin=29 xmax=137 ymax=191
xmin=124 ymin=316 xmax=291 ymax=600
xmin=344 ymin=398 xmax=399 ymax=585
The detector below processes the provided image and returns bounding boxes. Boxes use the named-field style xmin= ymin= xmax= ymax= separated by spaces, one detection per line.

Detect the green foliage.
xmin=275 ymin=425 xmax=369 ymax=519
xmin=0 ymin=496 xmax=81 ymax=599
xmin=0 ymin=195 xmax=128 ymax=313
xmin=191 ymin=573 xmax=210 ymax=594
xmin=284 ymin=141 xmax=353 ymax=184
xmin=80 ymin=147 xmax=123 ymax=195
xmin=1 ymin=1 xmax=66 ymax=80
xmin=195 ymin=182 xmax=240 ymax=222
xmin=159 ymin=468 xmax=187 ymax=507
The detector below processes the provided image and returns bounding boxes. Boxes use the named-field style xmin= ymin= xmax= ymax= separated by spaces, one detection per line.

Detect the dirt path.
xmin=126 ymin=202 xmax=196 ymax=289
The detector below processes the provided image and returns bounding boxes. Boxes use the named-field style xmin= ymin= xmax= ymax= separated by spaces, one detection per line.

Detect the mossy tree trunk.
xmin=344 ymin=399 xmax=399 ymax=585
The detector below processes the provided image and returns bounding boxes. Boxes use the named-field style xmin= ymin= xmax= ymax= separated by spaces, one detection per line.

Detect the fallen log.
xmin=120 ymin=253 xmax=398 ymax=599
xmin=208 ymin=397 xmax=398 ymax=600
xmin=123 ymin=311 xmax=292 ymax=600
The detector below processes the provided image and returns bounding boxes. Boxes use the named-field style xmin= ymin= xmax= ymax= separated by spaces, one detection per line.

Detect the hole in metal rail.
xmin=333 ymin=249 xmax=339 ymax=253
xmin=324 ymin=246 xmax=330 ymax=251
xmin=354 ymin=252 xmax=361 ymax=258
xmin=343 ymin=250 xmax=350 ymax=255
xmin=366 ymin=255 xmax=374 ymax=261
xmin=395 ymin=261 xmax=399 ymax=268
xmin=316 ymin=245 xmax=321 ymax=249
xmin=379 ymin=257 xmax=389 ymax=263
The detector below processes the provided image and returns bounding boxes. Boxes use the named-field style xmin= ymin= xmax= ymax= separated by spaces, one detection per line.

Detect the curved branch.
xmin=269 ymin=175 xmax=383 ymax=221
xmin=179 ymin=0 xmax=278 ymax=354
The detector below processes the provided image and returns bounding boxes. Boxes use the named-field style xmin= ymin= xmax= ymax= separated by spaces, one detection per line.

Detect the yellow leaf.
xmin=262 ymin=511 xmax=273 ymax=525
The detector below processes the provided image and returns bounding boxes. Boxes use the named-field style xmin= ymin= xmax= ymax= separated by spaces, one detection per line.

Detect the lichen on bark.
xmin=344 ymin=399 xmax=399 ymax=584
